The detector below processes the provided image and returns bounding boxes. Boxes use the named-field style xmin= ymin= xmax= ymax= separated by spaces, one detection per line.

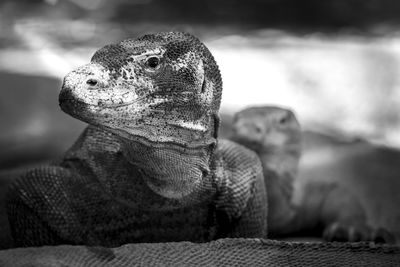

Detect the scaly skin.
xmin=231 ymin=106 xmax=395 ymax=243
xmin=1 ymin=238 xmax=400 ymax=267
xmin=6 ymin=32 xmax=267 ymax=247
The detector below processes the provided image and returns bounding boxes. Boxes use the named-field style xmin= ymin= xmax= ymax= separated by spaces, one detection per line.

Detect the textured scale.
xmin=1 ymin=239 xmax=400 ymax=267
xmin=6 ymin=32 xmax=267 ymax=247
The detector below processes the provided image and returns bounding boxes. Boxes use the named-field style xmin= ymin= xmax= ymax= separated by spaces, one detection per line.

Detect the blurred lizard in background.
xmin=230 ymin=106 xmax=396 ymax=243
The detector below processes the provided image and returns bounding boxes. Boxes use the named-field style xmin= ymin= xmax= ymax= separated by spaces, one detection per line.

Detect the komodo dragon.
xmin=6 ymin=31 xmax=267 ymax=247
xmin=2 ymin=32 xmax=400 ymax=266
xmin=231 ymin=106 xmax=395 ymax=243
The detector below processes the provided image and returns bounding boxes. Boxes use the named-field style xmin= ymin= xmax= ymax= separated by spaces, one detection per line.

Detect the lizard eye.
xmin=86 ymin=78 xmax=98 ymax=86
xmin=279 ymin=117 xmax=287 ymax=124
xmin=279 ymin=112 xmax=292 ymax=125
xmin=254 ymin=125 xmax=262 ymax=134
xmin=146 ymin=56 xmax=160 ymax=69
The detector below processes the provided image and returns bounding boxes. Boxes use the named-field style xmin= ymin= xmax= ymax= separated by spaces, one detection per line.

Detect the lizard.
xmin=6 ymin=32 xmax=268 ymax=247
xmin=230 ymin=105 xmax=396 ymax=243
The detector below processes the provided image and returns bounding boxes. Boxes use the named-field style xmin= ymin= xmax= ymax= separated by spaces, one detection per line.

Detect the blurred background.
xmin=1 ymin=0 xmax=400 ymax=246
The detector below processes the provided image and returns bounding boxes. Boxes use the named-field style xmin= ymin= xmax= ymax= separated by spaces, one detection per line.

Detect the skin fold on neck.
xmin=119 ymin=134 xmax=216 ymax=199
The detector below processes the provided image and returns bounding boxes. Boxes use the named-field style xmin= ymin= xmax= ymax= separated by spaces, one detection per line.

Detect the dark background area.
xmin=4 ymin=0 xmax=400 ymax=32
xmin=4 ymin=0 xmax=400 ymax=50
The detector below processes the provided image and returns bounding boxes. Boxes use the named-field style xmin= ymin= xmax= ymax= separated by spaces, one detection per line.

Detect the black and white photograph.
xmin=0 ymin=0 xmax=400 ymax=266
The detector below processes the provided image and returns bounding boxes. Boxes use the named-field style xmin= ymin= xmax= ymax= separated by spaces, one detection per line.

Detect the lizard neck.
xmin=259 ymin=145 xmax=301 ymax=178
xmin=120 ymin=136 xmax=215 ymax=199
xmin=258 ymin=146 xmax=301 ymax=234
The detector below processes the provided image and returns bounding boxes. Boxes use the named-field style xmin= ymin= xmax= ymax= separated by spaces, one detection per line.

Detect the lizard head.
xmin=60 ymin=32 xmax=222 ymax=148
xmin=232 ymin=106 xmax=301 ymax=153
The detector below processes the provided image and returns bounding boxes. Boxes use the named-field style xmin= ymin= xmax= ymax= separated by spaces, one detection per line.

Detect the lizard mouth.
xmin=59 ymin=95 xmax=137 ymax=112
xmin=59 ymin=87 xmax=177 ymax=112
xmin=59 ymin=96 xmax=87 ymax=112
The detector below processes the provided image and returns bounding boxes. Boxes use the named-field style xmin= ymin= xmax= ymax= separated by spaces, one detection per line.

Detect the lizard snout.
xmin=59 ymin=63 xmax=110 ymax=107
xmin=59 ymin=74 xmax=83 ymax=113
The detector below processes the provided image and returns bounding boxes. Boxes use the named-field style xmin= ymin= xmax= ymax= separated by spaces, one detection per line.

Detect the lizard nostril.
xmin=86 ymin=78 xmax=98 ymax=86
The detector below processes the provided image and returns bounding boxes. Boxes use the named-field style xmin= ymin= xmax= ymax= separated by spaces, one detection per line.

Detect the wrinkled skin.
xmin=59 ymin=32 xmax=222 ymax=198
xmin=60 ymin=33 xmax=220 ymax=148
